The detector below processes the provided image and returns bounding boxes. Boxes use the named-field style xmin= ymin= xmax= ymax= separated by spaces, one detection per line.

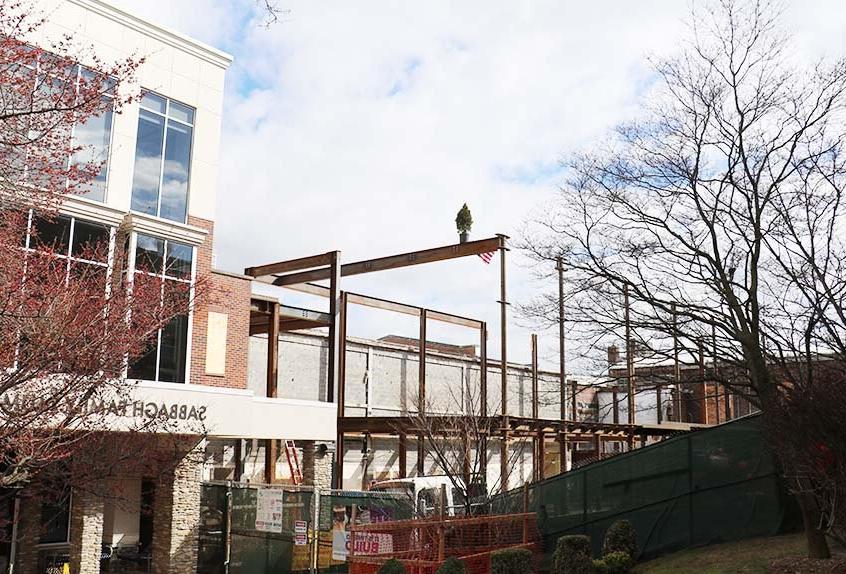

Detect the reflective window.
xmin=130 ymin=92 xmax=194 ymax=223
xmin=25 ymin=212 xmax=113 ymax=282
xmin=127 ymin=233 xmax=193 ymax=384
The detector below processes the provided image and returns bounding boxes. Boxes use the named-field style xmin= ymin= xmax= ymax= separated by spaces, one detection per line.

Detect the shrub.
xmin=378 ymin=558 xmax=408 ymax=574
xmin=602 ymin=520 xmax=638 ymax=559
xmin=592 ymin=552 xmax=634 ymax=574
xmin=491 ymin=547 xmax=534 ymax=574
xmin=434 ymin=556 xmax=466 ymax=574
xmin=552 ymin=535 xmax=592 ymax=574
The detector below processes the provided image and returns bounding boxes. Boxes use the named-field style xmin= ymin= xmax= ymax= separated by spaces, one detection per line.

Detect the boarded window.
xmin=205 ymin=311 xmax=228 ymax=375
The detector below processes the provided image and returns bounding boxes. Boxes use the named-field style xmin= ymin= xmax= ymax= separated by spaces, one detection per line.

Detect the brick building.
xmin=3 ymin=2 xmax=335 ymax=573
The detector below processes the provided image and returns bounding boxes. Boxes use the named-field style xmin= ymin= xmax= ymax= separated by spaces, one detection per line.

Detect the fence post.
xmin=311 ymin=488 xmax=319 ymax=574
xmin=438 ymin=484 xmax=446 ymax=562
xmin=224 ymin=481 xmax=232 ymax=574
xmin=350 ymin=504 xmax=358 ymax=561
xmin=522 ymin=484 xmax=529 ymax=544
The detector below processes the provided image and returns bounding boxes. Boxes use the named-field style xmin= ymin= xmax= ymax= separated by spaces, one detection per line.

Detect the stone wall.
xmin=69 ymin=489 xmax=105 ymax=574
xmin=151 ymin=441 xmax=203 ymax=574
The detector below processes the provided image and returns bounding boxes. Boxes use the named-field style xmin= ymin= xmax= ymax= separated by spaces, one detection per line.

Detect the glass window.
xmin=40 ymin=494 xmax=71 ymax=544
xmin=70 ymin=219 xmax=109 ymax=262
xmin=31 ymin=215 xmax=71 ymax=253
xmin=165 ymin=240 xmax=192 ymax=279
xmin=128 ymin=233 xmax=194 ymax=384
xmin=16 ymin=56 xmax=116 ymax=201
xmin=130 ymin=92 xmax=195 ymax=223
xmin=135 ymin=234 xmax=164 ymax=274
xmin=71 ymin=96 xmax=114 ymax=202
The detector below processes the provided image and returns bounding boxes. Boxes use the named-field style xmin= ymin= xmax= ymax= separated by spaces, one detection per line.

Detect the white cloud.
xmin=112 ymin=0 xmax=846 ymax=371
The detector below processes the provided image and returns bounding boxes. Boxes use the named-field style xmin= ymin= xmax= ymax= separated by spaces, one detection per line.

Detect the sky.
xmin=111 ymin=0 xmax=846 ymax=371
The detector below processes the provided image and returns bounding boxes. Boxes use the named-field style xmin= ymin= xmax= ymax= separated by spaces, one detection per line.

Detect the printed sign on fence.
xmin=255 ymin=489 xmax=285 ymax=533
xmin=331 ymin=531 xmax=393 ymax=561
xmin=294 ymin=533 xmax=308 ymax=546
xmin=294 ymin=520 xmax=308 ymax=534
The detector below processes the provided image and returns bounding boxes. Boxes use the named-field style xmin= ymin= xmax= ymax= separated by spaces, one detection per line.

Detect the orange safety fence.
xmin=346 ymin=512 xmax=540 ymax=574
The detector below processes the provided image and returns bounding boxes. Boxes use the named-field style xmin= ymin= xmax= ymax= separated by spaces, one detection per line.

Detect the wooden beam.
xmin=327 ymin=251 xmax=341 ymax=403
xmin=272 ymin=236 xmax=505 ymax=286
xmin=265 ymin=439 xmax=277 ymax=484
xmin=480 ymin=322 xmax=488 ymax=418
xmin=337 ymin=293 xmax=348 ymax=418
xmin=267 ymin=302 xmax=279 ymax=398
xmin=245 ymin=252 xmax=334 ymax=278
xmin=418 ymin=309 xmax=427 ymax=476
xmin=399 ymin=433 xmax=407 ymax=478
xmin=531 ymin=334 xmax=539 ymax=420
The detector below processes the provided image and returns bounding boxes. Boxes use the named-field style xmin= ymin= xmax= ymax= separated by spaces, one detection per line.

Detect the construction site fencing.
xmin=347 ymin=511 xmax=540 ymax=574
xmin=197 ymin=482 xmax=315 ymax=574
xmin=493 ymin=414 xmax=798 ymax=562
xmin=316 ymin=489 xmax=416 ymax=573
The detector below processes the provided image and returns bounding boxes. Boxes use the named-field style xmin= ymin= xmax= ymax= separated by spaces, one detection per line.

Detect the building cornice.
xmin=124 ymin=212 xmax=208 ymax=246
xmin=67 ymin=0 xmax=234 ymax=69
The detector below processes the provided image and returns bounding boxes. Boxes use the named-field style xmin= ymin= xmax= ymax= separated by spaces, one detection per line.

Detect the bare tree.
xmin=402 ymin=380 xmax=532 ymax=515
xmin=521 ymin=0 xmax=846 ymax=557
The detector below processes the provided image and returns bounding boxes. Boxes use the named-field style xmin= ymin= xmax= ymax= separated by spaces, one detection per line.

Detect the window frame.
xmin=125 ymin=230 xmax=196 ymax=385
xmin=19 ymin=52 xmax=117 ymax=202
xmin=130 ymin=90 xmax=196 ymax=223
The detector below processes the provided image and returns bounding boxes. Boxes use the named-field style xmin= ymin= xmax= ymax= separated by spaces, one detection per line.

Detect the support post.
xmin=267 ymin=301 xmax=279 ymax=398
xmin=557 ymin=257 xmax=567 ymax=421
xmin=536 ymin=431 xmax=545 ymax=482
xmin=672 ymin=304 xmax=682 ymax=422
xmin=418 ymin=309 xmax=427 ymax=475
xmin=571 ymin=379 xmax=578 ymax=423
xmin=531 ymin=334 xmax=539 ymax=420
xmin=264 ymin=439 xmax=277 ymax=484
xmin=698 ymin=339 xmax=707 ymax=424
xmin=612 ymin=388 xmax=619 ymax=424
xmin=398 ymin=433 xmax=407 ymax=478
xmin=624 ymin=284 xmax=635 ymax=424
xmin=500 ymin=428 xmax=509 ymax=494
xmin=480 ymin=322 xmax=488 ymax=417
xmin=499 ymin=235 xmax=509 ymax=418
xmin=327 ymin=251 xmax=341 ymax=402
xmin=333 ymin=290 xmax=347 ymax=488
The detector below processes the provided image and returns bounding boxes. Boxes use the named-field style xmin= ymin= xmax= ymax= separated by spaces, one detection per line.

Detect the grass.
xmin=632 ymin=533 xmax=807 ymax=574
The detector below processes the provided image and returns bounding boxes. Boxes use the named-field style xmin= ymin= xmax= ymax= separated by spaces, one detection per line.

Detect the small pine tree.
xmin=378 ymin=558 xmax=408 ymax=574
xmin=603 ymin=520 xmax=638 ymax=559
xmin=552 ymin=535 xmax=593 ymax=574
xmin=491 ymin=547 xmax=533 ymax=574
xmin=435 ymin=556 xmax=467 ymax=574
xmin=455 ymin=203 xmax=473 ymax=234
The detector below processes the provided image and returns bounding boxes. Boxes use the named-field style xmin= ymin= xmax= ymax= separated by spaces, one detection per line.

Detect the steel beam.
xmin=271 ymin=236 xmax=505 ymax=286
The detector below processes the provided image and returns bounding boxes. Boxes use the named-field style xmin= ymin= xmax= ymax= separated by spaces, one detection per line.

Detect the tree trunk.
xmin=798 ymin=492 xmax=831 ymax=559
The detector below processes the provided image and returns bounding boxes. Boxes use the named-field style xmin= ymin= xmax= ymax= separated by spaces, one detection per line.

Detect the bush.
xmin=552 ymin=535 xmax=593 ymax=574
xmin=378 ymin=558 xmax=408 ymax=574
xmin=592 ymin=552 xmax=634 ymax=574
xmin=491 ymin=547 xmax=534 ymax=574
xmin=602 ymin=520 xmax=638 ymax=559
xmin=434 ymin=556 xmax=466 ymax=574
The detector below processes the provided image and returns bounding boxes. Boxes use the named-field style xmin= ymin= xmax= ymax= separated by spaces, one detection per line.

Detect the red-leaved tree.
xmin=0 ymin=0 xmax=202 ymax=510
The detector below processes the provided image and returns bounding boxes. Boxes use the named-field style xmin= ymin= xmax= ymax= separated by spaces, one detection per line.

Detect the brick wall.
xmin=187 ymin=216 xmax=251 ymax=390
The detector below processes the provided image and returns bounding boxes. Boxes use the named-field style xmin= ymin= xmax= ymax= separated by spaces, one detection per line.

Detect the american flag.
xmin=477 ymin=251 xmax=495 ymax=264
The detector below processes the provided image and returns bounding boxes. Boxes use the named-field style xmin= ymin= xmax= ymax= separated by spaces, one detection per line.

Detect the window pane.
xmin=130 ymin=109 xmax=165 ymax=216
xmin=72 ymin=97 xmax=113 ymax=202
xmin=135 ymin=234 xmax=164 ymax=274
xmin=71 ymin=220 xmax=110 ymax=262
xmin=158 ymin=314 xmax=188 ymax=383
xmin=31 ymin=215 xmax=71 ymax=254
xmin=140 ymin=91 xmax=166 ymax=114
xmin=128 ymin=332 xmax=159 ymax=381
xmin=159 ymin=122 xmax=192 ymax=222
xmin=40 ymin=494 xmax=70 ymax=544
xmin=165 ymin=241 xmax=192 ymax=279
xmin=168 ymin=101 xmax=194 ymax=124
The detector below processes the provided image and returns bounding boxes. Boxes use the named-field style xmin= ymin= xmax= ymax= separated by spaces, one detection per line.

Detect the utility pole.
xmin=624 ymin=284 xmax=635 ymax=425
xmin=557 ymin=257 xmax=567 ymax=420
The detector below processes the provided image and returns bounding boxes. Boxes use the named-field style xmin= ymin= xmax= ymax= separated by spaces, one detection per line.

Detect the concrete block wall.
xmin=249 ymin=331 xmax=574 ymax=420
